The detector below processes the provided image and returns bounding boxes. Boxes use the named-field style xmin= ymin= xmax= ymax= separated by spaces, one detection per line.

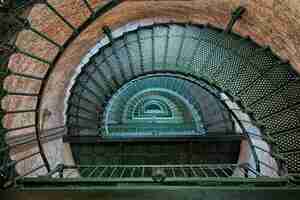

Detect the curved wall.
xmin=2 ymin=0 xmax=300 ymax=175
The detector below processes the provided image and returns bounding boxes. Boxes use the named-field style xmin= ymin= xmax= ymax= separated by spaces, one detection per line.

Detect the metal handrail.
xmin=44 ymin=163 xmax=250 ymax=179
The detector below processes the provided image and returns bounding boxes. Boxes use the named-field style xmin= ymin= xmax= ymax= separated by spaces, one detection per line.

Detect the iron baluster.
xmin=162 ymin=25 xmax=170 ymax=69
xmin=99 ymin=166 xmax=108 ymax=177
xmin=91 ymin=60 xmax=115 ymax=94
xmin=103 ymin=26 xmax=127 ymax=83
xmin=136 ymin=27 xmax=144 ymax=73
xmin=176 ymin=24 xmax=187 ymax=68
xmin=224 ymin=6 xmax=246 ymax=33
xmin=87 ymin=166 xmax=99 ymax=178
xmin=151 ymin=25 xmax=155 ymax=71
xmin=122 ymin=35 xmax=135 ymax=77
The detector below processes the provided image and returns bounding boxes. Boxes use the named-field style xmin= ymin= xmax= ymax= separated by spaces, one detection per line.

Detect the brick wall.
xmin=2 ymin=0 xmax=300 ymax=172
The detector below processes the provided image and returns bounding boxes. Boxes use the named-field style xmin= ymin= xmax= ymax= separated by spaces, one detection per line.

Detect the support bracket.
xmin=102 ymin=26 xmax=114 ymax=43
xmin=224 ymin=6 xmax=246 ymax=33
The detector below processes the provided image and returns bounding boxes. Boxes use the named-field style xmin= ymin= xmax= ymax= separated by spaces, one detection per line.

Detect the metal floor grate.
xmin=45 ymin=164 xmax=258 ymax=181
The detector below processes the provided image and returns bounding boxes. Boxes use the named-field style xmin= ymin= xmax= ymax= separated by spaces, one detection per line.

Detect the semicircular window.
xmin=103 ymin=76 xmax=207 ymax=138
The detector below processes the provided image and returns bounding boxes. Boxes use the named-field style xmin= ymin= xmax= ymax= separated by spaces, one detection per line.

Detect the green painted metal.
xmin=62 ymin=23 xmax=299 ymax=177
xmin=17 ymin=176 xmax=290 ymax=186
xmin=225 ymin=6 xmax=246 ymax=33
xmin=63 ymin=134 xmax=244 ymax=143
xmin=136 ymin=28 xmax=145 ymax=73
xmin=45 ymin=164 xmax=246 ymax=178
xmin=102 ymin=123 xmax=199 ymax=135
xmin=102 ymin=26 xmax=114 ymax=43
xmin=70 ymin=139 xmax=240 ymax=167
xmin=2 ymin=188 xmax=300 ymax=200
xmin=100 ymin=75 xmax=220 ymax=137
xmin=1 ymin=0 xmax=300 ymax=196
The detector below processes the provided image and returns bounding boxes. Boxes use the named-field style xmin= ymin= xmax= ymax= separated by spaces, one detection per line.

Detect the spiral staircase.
xmin=1 ymin=0 xmax=300 ymax=199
